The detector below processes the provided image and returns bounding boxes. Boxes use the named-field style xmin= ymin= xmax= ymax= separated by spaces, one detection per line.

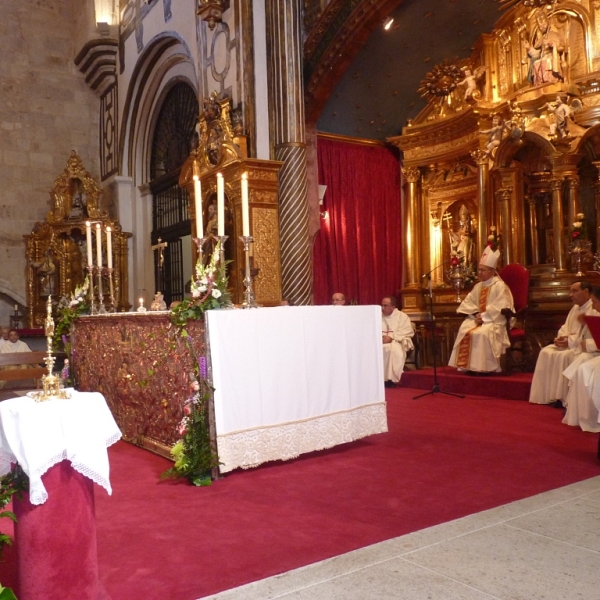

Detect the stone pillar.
xmin=265 ymin=0 xmax=312 ymax=305
xmin=551 ymin=178 xmax=566 ymax=272
xmin=401 ymin=167 xmax=421 ymax=288
xmin=496 ymin=188 xmax=513 ymax=266
xmin=527 ymin=195 xmax=540 ymax=266
xmin=472 ymin=149 xmax=490 ymax=257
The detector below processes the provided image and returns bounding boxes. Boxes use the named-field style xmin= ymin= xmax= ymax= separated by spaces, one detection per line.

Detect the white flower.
xmin=192 ymin=289 xmax=201 ymax=298
xmin=198 ymin=285 xmax=207 ymax=293
xmin=488 ymin=234 xmax=495 ymax=241
xmin=490 ymin=226 xmax=496 ymax=232
xmin=211 ymin=289 xmax=222 ymax=299
xmin=577 ymin=213 xmax=585 ymax=220
xmin=573 ymin=221 xmax=582 ymax=229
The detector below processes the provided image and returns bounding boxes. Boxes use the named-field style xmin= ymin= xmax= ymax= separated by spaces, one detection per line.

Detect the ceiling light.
xmin=384 ymin=17 xmax=394 ymax=31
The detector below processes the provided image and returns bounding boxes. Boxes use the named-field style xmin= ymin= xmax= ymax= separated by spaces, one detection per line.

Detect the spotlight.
xmin=384 ymin=17 xmax=394 ymax=31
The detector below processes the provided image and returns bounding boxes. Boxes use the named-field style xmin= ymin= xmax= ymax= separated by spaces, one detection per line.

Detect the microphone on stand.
xmin=421 ymin=258 xmax=451 ymax=280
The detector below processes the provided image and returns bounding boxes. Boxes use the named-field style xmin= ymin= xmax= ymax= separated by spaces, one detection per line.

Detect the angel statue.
xmin=543 ymin=94 xmax=583 ymax=139
xmin=457 ymin=66 xmax=487 ymax=102
xmin=480 ymin=115 xmax=509 ymax=158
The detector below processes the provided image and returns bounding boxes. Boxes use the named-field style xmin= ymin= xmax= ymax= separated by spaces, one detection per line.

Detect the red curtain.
xmin=313 ymin=137 xmax=403 ymax=306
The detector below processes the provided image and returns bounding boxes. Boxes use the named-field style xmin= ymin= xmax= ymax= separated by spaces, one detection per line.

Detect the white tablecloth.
xmin=207 ymin=305 xmax=387 ymax=472
xmin=0 ymin=391 xmax=122 ymax=505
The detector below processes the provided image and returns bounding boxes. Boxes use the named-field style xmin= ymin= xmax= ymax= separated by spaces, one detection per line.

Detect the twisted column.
xmin=266 ymin=0 xmax=312 ymax=305
xmin=402 ymin=167 xmax=421 ymax=288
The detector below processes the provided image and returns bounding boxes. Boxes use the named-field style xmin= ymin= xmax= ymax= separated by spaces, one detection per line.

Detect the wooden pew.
xmin=0 ymin=352 xmax=47 ymax=389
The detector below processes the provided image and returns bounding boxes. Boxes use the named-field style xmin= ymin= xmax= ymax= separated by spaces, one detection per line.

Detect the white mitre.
xmin=479 ymin=246 xmax=500 ymax=269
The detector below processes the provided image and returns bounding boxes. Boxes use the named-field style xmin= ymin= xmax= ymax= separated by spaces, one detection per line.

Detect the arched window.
xmin=149 ymin=82 xmax=198 ymax=306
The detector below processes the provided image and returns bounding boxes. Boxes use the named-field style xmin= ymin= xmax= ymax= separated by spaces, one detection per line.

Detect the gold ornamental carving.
xmin=403 ymin=132 xmax=479 ymax=162
xmin=252 ymin=207 xmax=281 ymax=302
xmin=402 ymin=167 xmax=420 ymax=184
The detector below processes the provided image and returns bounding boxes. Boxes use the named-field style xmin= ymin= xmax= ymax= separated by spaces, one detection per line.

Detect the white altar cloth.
xmin=0 ymin=391 xmax=121 ymax=504
xmin=207 ymin=305 xmax=387 ymax=472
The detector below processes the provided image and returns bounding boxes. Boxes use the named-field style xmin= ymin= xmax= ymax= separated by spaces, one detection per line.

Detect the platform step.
xmin=399 ymin=367 xmax=532 ymax=401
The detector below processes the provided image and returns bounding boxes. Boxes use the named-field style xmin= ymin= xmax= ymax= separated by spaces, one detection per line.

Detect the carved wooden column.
xmin=496 ymin=188 xmax=513 ymax=266
xmin=551 ymin=178 xmax=566 ymax=272
xmin=527 ymin=195 xmax=540 ymax=266
xmin=265 ymin=0 xmax=311 ymax=305
xmin=402 ymin=166 xmax=421 ymax=288
xmin=565 ymin=175 xmax=580 ymax=235
xmin=472 ymin=149 xmax=490 ymax=257
xmin=593 ymin=161 xmax=600 ymax=251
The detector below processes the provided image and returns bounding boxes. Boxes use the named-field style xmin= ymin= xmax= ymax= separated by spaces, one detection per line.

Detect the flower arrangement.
xmin=171 ymin=241 xmax=232 ymax=328
xmin=161 ymin=358 xmax=219 ymax=486
xmin=571 ymin=213 xmax=586 ymax=241
xmin=53 ymin=277 xmax=90 ymax=383
xmin=449 ymin=243 xmax=465 ymax=267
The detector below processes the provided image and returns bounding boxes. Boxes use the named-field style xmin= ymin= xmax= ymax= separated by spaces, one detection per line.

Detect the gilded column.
xmin=471 ymin=149 xmax=490 ymax=258
xmin=551 ymin=178 xmax=566 ymax=272
xmin=527 ymin=195 xmax=540 ymax=266
xmin=265 ymin=0 xmax=311 ymax=305
xmin=496 ymin=188 xmax=513 ymax=266
xmin=565 ymin=175 xmax=580 ymax=235
xmin=401 ymin=166 xmax=421 ymax=288
xmin=593 ymin=162 xmax=600 ymax=251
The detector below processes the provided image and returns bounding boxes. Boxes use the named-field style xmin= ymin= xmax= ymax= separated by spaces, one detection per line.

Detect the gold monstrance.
xmin=31 ymin=296 xmax=70 ymax=402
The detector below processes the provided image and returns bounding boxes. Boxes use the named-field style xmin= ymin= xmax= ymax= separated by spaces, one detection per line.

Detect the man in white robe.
xmin=0 ymin=328 xmax=9 ymax=351
xmin=529 ymin=281 xmax=596 ymax=406
xmin=331 ymin=292 xmax=346 ymax=306
xmin=381 ymin=296 xmax=414 ymax=386
xmin=448 ymin=248 xmax=514 ymax=373
xmin=0 ymin=329 xmax=32 ymax=389
xmin=561 ymin=287 xmax=600 ymax=431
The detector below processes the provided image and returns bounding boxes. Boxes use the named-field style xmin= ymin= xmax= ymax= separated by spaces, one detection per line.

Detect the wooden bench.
xmin=0 ymin=352 xmax=48 ymax=389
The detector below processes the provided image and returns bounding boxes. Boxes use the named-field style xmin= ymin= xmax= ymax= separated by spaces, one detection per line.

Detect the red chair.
xmin=499 ymin=263 xmax=531 ymax=374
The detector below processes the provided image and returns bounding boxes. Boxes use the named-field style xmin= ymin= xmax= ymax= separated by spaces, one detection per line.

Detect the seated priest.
xmin=381 ymin=296 xmax=414 ymax=386
xmin=448 ymin=247 xmax=514 ymax=374
xmin=560 ymin=286 xmax=600 ymax=431
xmin=529 ymin=281 xmax=596 ymax=407
xmin=0 ymin=329 xmax=32 ymax=389
xmin=0 ymin=328 xmax=9 ymax=351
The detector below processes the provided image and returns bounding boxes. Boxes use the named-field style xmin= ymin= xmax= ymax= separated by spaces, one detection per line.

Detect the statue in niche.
xmin=524 ymin=12 xmax=568 ymax=85
xmin=33 ymin=248 xmax=56 ymax=297
xmin=68 ymin=178 xmax=88 ymax=220
xmin=448 ymin=205 xmax=475 ymax=267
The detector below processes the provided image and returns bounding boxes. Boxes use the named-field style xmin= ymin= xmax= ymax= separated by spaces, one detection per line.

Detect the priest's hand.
xmin=474 ymin=313 xmax=483 ymax=326
xmin=382 ymin=335 xmax=393 ymax=344
xmin=554 ymin=336 xmax=568 ymax=349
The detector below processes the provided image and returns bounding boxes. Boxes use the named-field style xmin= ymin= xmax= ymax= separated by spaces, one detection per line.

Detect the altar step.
xmin=399 ymin=367 xmax=533 ymax=401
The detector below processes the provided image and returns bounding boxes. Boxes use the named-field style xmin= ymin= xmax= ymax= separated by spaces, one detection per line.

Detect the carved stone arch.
xmin=120 ymin=32 xmax=197 ymax=186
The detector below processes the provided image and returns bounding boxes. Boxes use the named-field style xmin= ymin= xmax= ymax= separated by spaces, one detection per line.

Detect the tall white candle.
xmin=95 ymin=223 xmax=103 ymax=268
xmin=193 ymin=175 xmax=203 ymax=237
xmin=241 ymin=172 xmax=250 ymax=236
xmin=85 ymin=221 xmax=93 ymax=267
xmin=217 ymin=172 xmax=225 ymax=236
xmin=106 ymin=226 xmax=113 ymax=268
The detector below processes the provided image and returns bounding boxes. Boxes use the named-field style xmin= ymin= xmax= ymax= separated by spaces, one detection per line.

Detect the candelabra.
xmin=193 ymin=236 xmax=208 ymax=266
xmin=214 ymin=235 xmax=228 ymax=265
xmin=239 ymin=235 xmax=258 ymax=308
xmin=86 ymin=265 xmax=97 ymax=314
xmin=10 ymin=307 xmax=21 ymax=331
xmin=106 ymin=267 xmax=117 ymax=312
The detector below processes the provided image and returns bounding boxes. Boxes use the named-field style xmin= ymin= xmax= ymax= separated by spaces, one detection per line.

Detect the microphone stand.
xmin=413 ymin=266 xmax=464 ymax=400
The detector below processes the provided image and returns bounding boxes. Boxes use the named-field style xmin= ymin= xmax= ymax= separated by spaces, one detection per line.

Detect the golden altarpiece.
xmin=389 ymin=0 xmax=600 ymax=349
xmin=25 ymin=152 xmax=131 ymax=326
xmin=179 ymin=93 xmax=283 ymax=306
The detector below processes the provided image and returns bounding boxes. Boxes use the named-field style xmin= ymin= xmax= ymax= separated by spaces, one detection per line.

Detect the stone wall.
xmin=0 ymin=0 xmax=99 ymax=325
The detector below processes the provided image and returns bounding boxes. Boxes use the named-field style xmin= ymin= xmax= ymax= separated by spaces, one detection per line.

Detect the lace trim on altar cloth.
xmin=217 ymin=402 xmax=388 ymax=473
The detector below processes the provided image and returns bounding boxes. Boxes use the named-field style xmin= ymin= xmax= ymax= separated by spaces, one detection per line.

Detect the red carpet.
xmin=2 ymin=388 xmax=598 ymax=599
xmin=400 ymin=367 xmax=533 ymax=400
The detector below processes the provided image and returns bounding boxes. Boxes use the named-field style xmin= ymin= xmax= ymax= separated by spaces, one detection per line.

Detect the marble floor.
xmin=204 ymin=475 xmax=600 ymax=600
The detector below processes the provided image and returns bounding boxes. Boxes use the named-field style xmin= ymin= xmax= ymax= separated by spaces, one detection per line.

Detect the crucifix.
xmin=152 ymin=237 xmax=168 ymax=268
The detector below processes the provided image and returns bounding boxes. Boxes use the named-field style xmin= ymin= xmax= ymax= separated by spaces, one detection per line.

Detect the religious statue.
xmin=150 ymin=291 xmax=167 ymax=311
xmin=524 ymin=13 xmax=567 ymax=85
xmin=480 ymin=115 xmax=509 ymax=157
xmin=68 ymin=178 xmax=88 ymax=220
xmin=542 ymin=94 xmax=583 ymax=139
xmin=33 ymin=248 xmax=56 ymax=296
xmin=457 ymin=66 xmax=487 ymax=102
xmin=204 ymin=203 xmax=218 ymax=237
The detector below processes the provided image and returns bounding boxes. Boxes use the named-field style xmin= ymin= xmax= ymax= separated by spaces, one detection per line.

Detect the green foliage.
xmin=0 ymin=465 xmax=28 ymax=563
xmin=0 ymin=586 xmax=17 ymax=600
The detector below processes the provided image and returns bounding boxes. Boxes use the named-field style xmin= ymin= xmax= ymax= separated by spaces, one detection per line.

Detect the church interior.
xmin=1 ymin=0 xmax=600 ymax=598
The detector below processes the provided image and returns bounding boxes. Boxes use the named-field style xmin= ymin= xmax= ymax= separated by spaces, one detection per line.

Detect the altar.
xmin=72 ymin=305 xmax=387 ymax=472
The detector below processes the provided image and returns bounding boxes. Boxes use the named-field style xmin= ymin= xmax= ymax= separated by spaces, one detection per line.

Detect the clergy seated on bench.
xmin=0 ymin=328 xmax=9 ymax=351
xmin=448 ymin=247 xmax=514 ymax=374
xmin=529 ymin=281 xmax=597 ymax=407
xmin=381 ymin=296 xmax=414 ymax=387
xmin=0 ymin=329 xmax=37 ymax=390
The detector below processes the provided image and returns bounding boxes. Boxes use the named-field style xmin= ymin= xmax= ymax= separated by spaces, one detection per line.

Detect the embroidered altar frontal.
xmin=72 ymin=313 xmax=206 ymax=456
